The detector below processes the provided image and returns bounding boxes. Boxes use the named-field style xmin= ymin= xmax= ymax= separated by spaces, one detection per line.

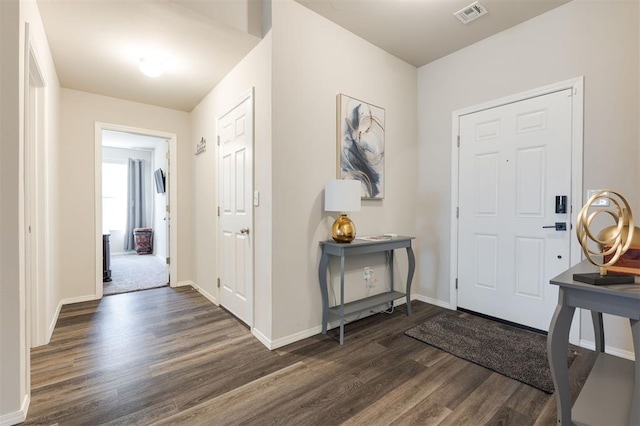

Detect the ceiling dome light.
xmin=139 ymin=57 xmax=163 ymax=78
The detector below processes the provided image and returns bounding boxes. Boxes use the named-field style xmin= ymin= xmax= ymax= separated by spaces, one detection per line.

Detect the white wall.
xmin=59 ymin=89 xmax=192 ymax=299
xmin=0 ymin=0 xmax=24 ymax=420
xmin=190 ymin=32 xmax=273 ymax=339
xmin=270 ymin=0 xmax=418 ymax=343
xmin=1 ymin=0 xmax=61 ymax=422
xmin=417 ymin=0 xmax=639 ymax=355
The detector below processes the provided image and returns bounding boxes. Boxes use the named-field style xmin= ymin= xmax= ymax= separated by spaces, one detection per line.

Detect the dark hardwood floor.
xmin=24 ymin=286 xmax=596 ymax=425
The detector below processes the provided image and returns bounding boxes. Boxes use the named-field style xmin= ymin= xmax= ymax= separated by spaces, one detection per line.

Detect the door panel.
xmin=474 ymin=234 xmax=498 ymax=289
xmin=514 ymin=237 xmax=543 ymax=298
xmin=458 ymin=89 xmax=573 ymax=331
xmin=475 ymin=153 xmax=499 ymax=215
xmin=218 ymin=92 xmax=253 ymax=325
xmin=516 ymin=147 xmax=545 ymax=215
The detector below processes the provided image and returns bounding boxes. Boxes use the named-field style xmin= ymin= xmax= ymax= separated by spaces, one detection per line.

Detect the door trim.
xmin=24 ymin=23 xmax=48 ymax=349
xmin=94 ymin=122 xmax=178 ymax=298
xmin=449 ymin=77 xmax=584 ymax=343
xmin=216 ymin=87 xmax=255 ymax=328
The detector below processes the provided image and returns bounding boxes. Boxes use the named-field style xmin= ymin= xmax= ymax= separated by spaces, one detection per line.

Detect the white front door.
xmin=457 ymin=89 xmax=573 ymax=331
xmin=218 ymin=90 xmax=254 ymax=326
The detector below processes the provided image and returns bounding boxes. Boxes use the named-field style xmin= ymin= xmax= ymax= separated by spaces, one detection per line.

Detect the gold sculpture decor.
xmin=574 ymin=190 xmax=636 ymax=284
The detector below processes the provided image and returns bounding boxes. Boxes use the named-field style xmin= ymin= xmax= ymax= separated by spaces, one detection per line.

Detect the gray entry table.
xmin=547 ymin=260 xmax=640 ymax=425
xmin=318 ymin=236 xmax=415 ymax=345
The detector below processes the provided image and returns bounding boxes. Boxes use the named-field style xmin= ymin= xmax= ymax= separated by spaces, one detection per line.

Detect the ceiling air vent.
xmin=454 ymin=1 xmax=488 ymax=24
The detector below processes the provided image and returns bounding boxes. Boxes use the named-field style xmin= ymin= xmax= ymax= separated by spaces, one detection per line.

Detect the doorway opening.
xmin=25 ymin=31 xmax=48 ymax=349
xmin=95 ymin=124 xmax=178 ymax=298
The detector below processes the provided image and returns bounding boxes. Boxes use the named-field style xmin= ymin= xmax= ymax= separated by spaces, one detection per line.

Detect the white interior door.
xmin=218 ymin=90 xmax=254 ymax=326
xmin=457 ymin=89 xmax=573 ymax=331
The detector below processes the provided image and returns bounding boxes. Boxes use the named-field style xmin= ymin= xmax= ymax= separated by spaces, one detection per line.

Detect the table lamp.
xmin=325 ymin=179 xmax=361 ymax=243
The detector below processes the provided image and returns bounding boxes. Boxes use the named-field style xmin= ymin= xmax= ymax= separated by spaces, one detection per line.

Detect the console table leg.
xmin=547 ymin=289 xmax=575 ymax=426
xmin=591 ymin=311 xmax=604 ymax=353
xmin=318 ymin=251 xmax=330 ymax=334
xmin=405 ymin=247 xmax=415 ymax=316
xmin=630 ymin=318 xmax=640 ymax=426
xmin=339 ymin=254 xmax=345 ymax=345
xmin=389 ymin=250 xmax=395 ymax=311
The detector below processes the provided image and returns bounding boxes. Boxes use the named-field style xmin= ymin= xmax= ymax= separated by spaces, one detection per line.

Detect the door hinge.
xmin=217 ymin=135 xmax=220 ymax=146
xmin=166 ymin=257 xmax=170 ymax=265
xmin=217 ymin=278 xmax=221 ymax=288
xmin=217 ymin=206 xmax=220 ymax=217
xmin=455 ymin=278 xmax=458 ymax=289
xmin=456 ymin=207 xmax=459 ymax=218
xmin=457 ymin=135 xmax=460 ymax=147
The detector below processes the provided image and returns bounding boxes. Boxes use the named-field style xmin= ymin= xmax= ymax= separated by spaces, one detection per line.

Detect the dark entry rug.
xmin=405 ymin=310 xmax=578 ymax=393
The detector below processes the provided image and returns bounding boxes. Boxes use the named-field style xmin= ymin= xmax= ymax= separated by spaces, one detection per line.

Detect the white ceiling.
xmin=36 ymin=0 xmax=263 ymax=112
xmin=295 ymin=0 xmax=571 ymax=66
xmin=36 ymin=0 xmax=570 ymax=113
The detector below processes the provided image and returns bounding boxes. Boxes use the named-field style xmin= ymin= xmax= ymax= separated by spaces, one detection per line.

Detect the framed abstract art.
xmin=337 ymin=94 xmax=385 ymax=199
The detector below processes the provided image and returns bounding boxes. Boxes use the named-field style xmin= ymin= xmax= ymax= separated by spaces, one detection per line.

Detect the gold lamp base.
xmin=332 ymin=213 xmax=356 ymax=243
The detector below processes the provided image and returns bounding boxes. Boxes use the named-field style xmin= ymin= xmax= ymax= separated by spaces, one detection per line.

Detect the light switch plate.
xmin=253 ymin=191 xmax=260 ymax=207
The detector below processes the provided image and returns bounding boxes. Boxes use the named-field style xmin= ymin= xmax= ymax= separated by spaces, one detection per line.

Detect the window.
xmin=102 ymin=161 xmax=128 ymax=232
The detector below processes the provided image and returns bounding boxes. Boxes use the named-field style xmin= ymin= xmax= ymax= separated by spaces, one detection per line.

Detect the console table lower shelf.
xmin=571 ymin=353 xmax=636 ymax=425
xmin=328 ymin=291 xmax=406 ymax=320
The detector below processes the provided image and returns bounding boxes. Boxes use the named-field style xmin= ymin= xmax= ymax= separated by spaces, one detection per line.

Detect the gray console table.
xmin=548 ymin=260 xmax=640 ymax=425
xmin=318 ymin=236 xmax=415 ymax=345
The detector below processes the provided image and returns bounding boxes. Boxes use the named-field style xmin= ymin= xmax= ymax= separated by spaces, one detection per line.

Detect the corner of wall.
xmin=269 ymin=0 xmax=418 ymax=342
xmin=0 ymin=394 xmax=29 ymax=426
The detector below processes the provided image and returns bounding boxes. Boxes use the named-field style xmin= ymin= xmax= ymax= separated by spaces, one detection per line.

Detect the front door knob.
xmin=240 ymin=227 xmax=250 ymax=234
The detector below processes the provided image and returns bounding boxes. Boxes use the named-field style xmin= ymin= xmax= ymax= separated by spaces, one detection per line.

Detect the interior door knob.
xmin=240 ymin=227 xmax=250 ymax=234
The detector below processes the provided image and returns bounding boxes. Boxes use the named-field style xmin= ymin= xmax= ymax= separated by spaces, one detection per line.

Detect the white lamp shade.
xmin=325 ymin=179 xmax=361 ymax=212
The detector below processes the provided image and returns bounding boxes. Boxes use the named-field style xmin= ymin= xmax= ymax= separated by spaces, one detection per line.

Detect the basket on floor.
xmin=133 ymin=228 xmax=153 ymax=255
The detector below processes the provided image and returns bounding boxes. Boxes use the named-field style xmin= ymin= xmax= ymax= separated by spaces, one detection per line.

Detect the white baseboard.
xmin=0 ymin=394 xmax=29 ymax=426
xmin=173 ymin=280 xmax=196 ymax=288
xmin=188 ymin=281 xmax=219 ymax=306
xmin=38 ymin=295 xmax=99 ymax=347
xmin=251 ymin=327 xmax=275 ymax=349
xmin=260 ymin=296 xmax=427 ymax=351
xmin=261 ymin=326 xmax=324 ymax=350
xmin=46 ymin=301 xmax=64 ymax=343
xmin=61 ymin=294 xmax=99 ymax=305
xmin=412 ymin=294 xmax=454 ymax=310
xmin=579 ymin=339 xmax=635 ymax=361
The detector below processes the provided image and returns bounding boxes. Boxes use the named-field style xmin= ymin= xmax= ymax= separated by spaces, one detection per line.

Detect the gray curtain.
xmin=124 ymin=158 xmax=146 ymax=250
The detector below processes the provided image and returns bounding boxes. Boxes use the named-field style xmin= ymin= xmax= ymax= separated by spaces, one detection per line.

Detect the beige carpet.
xmin=103 ymin=254 xmax=167 ymax=296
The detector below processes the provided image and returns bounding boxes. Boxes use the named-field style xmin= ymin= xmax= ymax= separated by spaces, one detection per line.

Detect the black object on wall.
xmin=154 ymin=168 xmax=165 ymax=193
